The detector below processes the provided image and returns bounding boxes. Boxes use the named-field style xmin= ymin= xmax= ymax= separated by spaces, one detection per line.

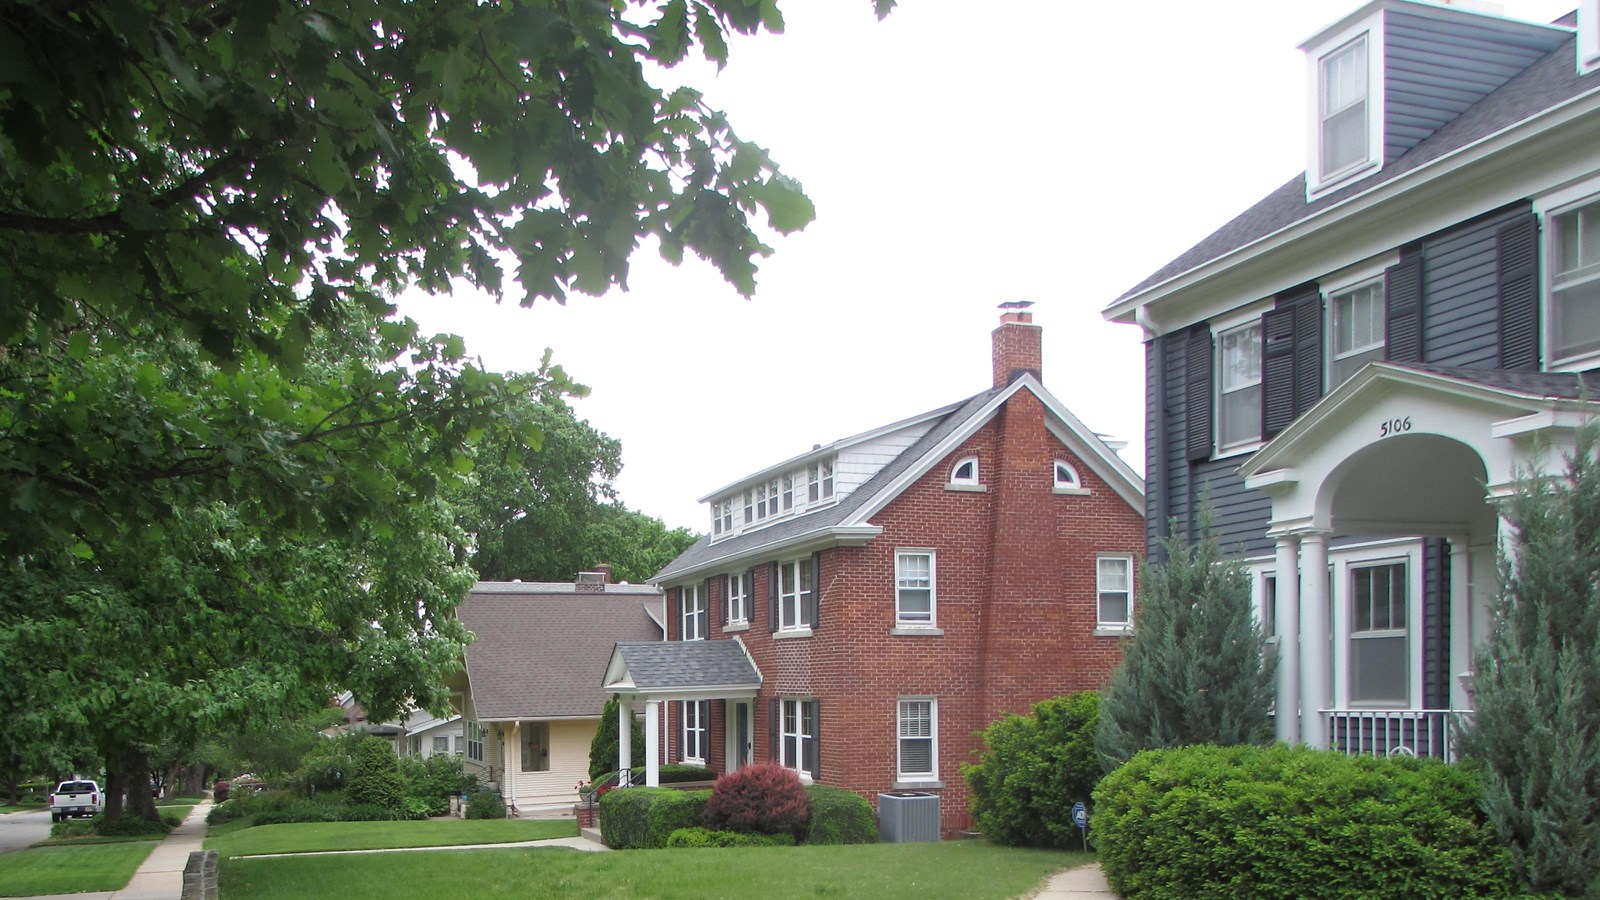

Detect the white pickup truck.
xmin=48 ymin=780 xmax=103 ymax=823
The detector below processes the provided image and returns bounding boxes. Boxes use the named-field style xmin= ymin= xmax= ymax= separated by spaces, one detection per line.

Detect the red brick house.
xmin=603 ymin=306 xmax=1144 ymax=835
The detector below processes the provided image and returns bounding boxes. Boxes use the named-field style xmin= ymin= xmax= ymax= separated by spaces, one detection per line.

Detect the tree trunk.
xmin=102 ymin=752 xmax=126 ymax=823
xmin=122 ymin=747 xmax=160 ymax=823
xmin=3 ymin=774 xmax=18 ymax=806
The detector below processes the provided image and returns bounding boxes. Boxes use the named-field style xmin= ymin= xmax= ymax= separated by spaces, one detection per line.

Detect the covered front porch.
xmin=1239 ymin=363 xmax=1596 ymax=760
xmin=600 ymin=638 xmax=762 ymax=786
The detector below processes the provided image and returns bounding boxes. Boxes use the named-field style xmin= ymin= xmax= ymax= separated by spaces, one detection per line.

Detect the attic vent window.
xmin=1053 ymin=460 xmax=1088 ymax=495
xmin=950 ymin=458 xmax=978 ymax=485
xmin=1319 ymin=34 xmax=1369 ymax=180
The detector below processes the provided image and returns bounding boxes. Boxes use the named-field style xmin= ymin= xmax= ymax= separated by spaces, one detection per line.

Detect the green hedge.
xmin=804 ymin=785 xmax=877 ymax=845
xmin=963 ymin=691 xmax=1100 ymax=849
xmin=597 ymin=787 xmax=712 ymax=849
xmin=665 ymin=827 xmax=796 ymax=848
xmin=1092 ymin=744 xmax=1517 ymax=899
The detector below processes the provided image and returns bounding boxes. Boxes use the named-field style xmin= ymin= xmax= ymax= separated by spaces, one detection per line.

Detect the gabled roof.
xmin=602 ymin=639 xmax=762 ymax=700
xmin=653 ymin=376 xmax=1145 ymax=584
xmin=457 ymin=583 xmax=664 ymax=721
xmin=1108 ymin=26 xmax=1598 ymax=318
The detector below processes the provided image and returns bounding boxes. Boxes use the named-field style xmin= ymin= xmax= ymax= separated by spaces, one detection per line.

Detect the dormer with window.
xmin=1302 ymin=2 xmax=1569 ymax=201
xmin=1581 ymin=0 xmax=1600 ymax=76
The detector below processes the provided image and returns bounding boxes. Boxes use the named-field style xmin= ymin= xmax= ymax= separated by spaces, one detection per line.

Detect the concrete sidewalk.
xmin=1032 ymin=862 xmax=1119 ymax=898
xmin=15 ymin=800 xmax=213 ymax=900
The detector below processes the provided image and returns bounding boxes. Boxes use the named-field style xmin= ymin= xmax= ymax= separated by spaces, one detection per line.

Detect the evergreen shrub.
xmin=665 ymin=827 xmax=795 ymax=848
xmin=803 ymin=785 xmax=877 ymax=845
xmin=598 ymin=787 xmax=711 ymax=849
xmin=464 ymin=790 xmax=505 ymax=820
xmin=701 ymin=762 xmax=809 ymax=840
xmin=963 ymin=691 xmax=1101 ymax=849
xmin=589 ymin=694 xmax=646 ymax=782
xmin=1091 ymin=744 xmax=1516 ymax=899
xmin=345 ymin=737 xmax=403 ymax=808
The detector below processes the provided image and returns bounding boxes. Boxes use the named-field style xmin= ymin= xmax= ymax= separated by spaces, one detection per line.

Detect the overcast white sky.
xmin=401 ymin=0 xmax=1577 ymax=533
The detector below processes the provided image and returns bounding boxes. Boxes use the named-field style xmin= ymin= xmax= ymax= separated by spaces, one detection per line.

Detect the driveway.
xmin=0 ymin=809 xmax=49 ymax=854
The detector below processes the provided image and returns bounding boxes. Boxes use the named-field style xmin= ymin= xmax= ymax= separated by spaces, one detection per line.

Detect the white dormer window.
xmin=1320 ymin=35 xmax=1369 ymax=181
xmin=950 ymin=457 xmax=979 ymax=485
xmin=807 ymin=458 xmax=836 ymax=504
xmin=711 ymin=501 xmax=724 ymax=537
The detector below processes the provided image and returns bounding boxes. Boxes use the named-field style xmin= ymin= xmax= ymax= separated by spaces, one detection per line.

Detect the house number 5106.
xmin=1379 ymin=417 xmax=1412 ymax=437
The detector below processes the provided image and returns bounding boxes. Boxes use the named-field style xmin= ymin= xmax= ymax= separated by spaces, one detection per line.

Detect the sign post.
xmin=1071 ymin=801 xmax=1089 ymax=852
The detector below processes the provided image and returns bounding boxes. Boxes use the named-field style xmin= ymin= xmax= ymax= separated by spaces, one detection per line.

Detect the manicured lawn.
xmin=0 ymin=842 xmax=157 ymax=897
xmin=208 ymin=818 xmax=578 ymax=857
xmin=221 ymin=842 xmax=1088 ymax=899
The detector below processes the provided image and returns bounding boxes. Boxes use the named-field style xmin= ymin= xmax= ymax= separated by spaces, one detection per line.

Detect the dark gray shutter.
xmin=805 ymin=554 xmax=821 ymax=630
xmin=700 ymin=578 xmax=711 ymax=638
xmin=1183 ymin=326 xmax=1213 ymax=462
xmin=719 ymin=575 xmax=729 ymax=627
xmin=1291 ymin=289 xmax=1323 ymax=417
xmin=1262 ymin=306 xmax=1297 ymax=438
xmin=769 ymin=698 xmax=780 ymax=761
xmin=807 ymin=699 xmax=821 ymax=781
xmin=1496 ymin=212 xmax=1540 ymax=372
xmin=669 ymin=587 xmax=682 ymax=641
xmin=768 ymin=562 xmax=780 ymax=633
xmin=1384 ymin=254 xmax=1424 ymax=364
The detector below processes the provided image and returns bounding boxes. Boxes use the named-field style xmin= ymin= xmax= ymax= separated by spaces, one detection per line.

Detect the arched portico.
xmin=1240 ymin=363 xmax=1596 ymax=755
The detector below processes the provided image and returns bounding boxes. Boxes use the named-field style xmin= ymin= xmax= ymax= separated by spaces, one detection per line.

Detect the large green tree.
xmin=1462 ymin=423 xmax=1600 ymax=897
xmin=1095 ymin=519 xmax=1276 ymax=771
xmin=0 ymin=0 xmax=867 ymax=819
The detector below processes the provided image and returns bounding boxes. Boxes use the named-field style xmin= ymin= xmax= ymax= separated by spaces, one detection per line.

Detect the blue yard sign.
xmin=1071 ymin=802 xmax=1089 ymax=851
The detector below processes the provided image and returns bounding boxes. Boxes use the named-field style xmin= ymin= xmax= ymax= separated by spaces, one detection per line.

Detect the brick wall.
xmin=663 ymin=388 xmax=1144 ymax=836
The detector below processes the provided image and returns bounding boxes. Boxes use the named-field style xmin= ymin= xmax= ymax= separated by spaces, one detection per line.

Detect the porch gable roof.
xmin=602 ymin=639 xmax=761 ymax=701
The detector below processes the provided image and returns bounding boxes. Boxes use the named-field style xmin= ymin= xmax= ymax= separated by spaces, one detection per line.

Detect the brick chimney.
xmin=992 ymin=301 xmax=1042 ymax=388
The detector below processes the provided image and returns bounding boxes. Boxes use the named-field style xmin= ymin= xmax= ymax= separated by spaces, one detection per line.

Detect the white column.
xmin=1448 ymin=536 xmax=1473 ymax=710
xmin=617 ymin=698 xmax=632 ymax=783
xmin=1274 ymin=535 xmax=1301 ymax=744
xmin=1300 ymin=532 xmax=1331 ymax=748
xmin=645 ymin=700 xmax=661 ymax=787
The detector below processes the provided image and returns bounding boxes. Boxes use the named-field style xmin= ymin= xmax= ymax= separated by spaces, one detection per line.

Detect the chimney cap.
xmin=997 ymin=300 xmax=1034 ymax=311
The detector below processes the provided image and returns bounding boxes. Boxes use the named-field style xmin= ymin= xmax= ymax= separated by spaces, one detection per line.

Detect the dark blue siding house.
xmin=1105 ymin=0 xmax=1600 ymax=759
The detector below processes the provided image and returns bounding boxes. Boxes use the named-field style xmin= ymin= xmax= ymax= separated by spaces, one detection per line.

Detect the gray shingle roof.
xmin=457 ymin=584 xmax=663 ymax=720
xmin=1395 ymin=362 xmax=1600 ymax=399
xmin=652 ymin=387 xmax=1002 ymax=582
xmin=1116 ymin=30 xmax=1599 ymax=304
xmin=613 ymin=640 xmax=761 ymax=691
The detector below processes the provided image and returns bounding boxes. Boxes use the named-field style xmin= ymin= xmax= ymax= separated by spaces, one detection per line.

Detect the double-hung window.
xmin=1550 ymin=199 xmax=1600 ymax=365
xmin=467 ymin=723 xmax=485 ymax=762
xmin=726 ymin=571 xmax=748 ymax=625
xmin=782 ymin=475 xmax=794 ymax=512
xmin=521 ymin=722 xmax=550 ymax=772
xmin=1329 ymin=280 xmax=1385 ymax=385
xmin=778 ymin=559 xmax=815 ymax=630
xmin=780 ymin=698 xmax=817 ymax=778
xmin=809 ymin=459 xmax=835 ymax=502
xmin=895 ymin=550 xmax=935 ymax=626
xmin=432 ymin=735 xmax=449 ymax=756
xmin=897 ymin=699 xmax=937 ymax=782
xmin=1217 ymin=322 xmax=1263 ymax=452
xmin=1097 ymin=556 xmax=1134 ymax=630
xmin=1349 ymin=561 xmax=1408 ymax=705
xmin=682 ymin=700 xmax=709 ymax=763
xmin=1320 ymin=35 xmax=1369 ymax=180
xmin=682 ymin=583 xmax=706 ymax=641
xmin=743 ymin=490 xmax=754 ymax=525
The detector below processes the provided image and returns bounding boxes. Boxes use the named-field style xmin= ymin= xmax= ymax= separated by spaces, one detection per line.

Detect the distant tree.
xmin=581 ymin=504 xmax=701 ymax=584
xmin=1461 ymin=422 xmax=1600 ymax=896
xmin=1096 ymin=518 xmax=1276 ymax=771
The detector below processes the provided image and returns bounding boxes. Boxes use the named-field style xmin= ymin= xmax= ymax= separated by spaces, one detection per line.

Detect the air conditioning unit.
xmin=878 ymin=791 xmax=940 ymax=842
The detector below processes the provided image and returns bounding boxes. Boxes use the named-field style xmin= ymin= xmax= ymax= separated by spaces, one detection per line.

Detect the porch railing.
xmin=1322 ymin=709 xmax=1471 ymax=762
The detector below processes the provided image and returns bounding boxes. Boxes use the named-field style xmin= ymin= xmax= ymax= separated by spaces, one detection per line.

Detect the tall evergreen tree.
xmin=1461 ymin=423 xmax=1600 ymax=897
xmin=589 ymin=695 xmax=647 ymax=783
xmin=1095 ymin=517 xmax=1276 ymax=771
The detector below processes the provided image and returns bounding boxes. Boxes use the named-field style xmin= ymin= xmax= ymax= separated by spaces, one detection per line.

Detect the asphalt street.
xmin=0 ymin=809 xmax=49 ymax=854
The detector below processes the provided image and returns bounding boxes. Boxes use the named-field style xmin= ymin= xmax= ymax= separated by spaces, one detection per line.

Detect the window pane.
xmin=1323 ymin=105 xmax=1367 ymax=174
xmin=1219 ymin=384 xmax=1262 ymax=447
xmin=1351 ymin=634 xmax=1407 ymax=703
xmin=900 ymin=738 xmax=932 ymax=775
xmin=1552 ymin=208 xmax=1600 ymax=364
xmin=900 ymin=701 xmax=931 ymax=736
xmin=899 ymin=589 xmax=931 ymax=620
xmin=1221 ymin=324 xmax=1262 ymax=389
xmin=1097 ymin=558 xmax=1129 ymax=591
xmin=1099 ymin=592 xmax=1129 ymax=624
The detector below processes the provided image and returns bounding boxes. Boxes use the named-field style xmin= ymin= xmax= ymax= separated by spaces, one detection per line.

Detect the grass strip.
xmin=221 ymin=841 xmax=1086 ymax=899
xmin=208 ymin=818 xmax=577 ymax=857
xmin=0 ymin=842 xmax=156 ymax=897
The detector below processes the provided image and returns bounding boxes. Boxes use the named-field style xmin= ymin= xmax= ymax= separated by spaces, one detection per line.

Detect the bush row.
xmin=665 ymin=827 xmax=795 ymax=848
xmin=597 ymin=780 xmax=877 ymax=849
xmin=50 ymin=810 xmax=181 ymax=840
xmin=1091 ymin=744 xmax=1518 ymax=899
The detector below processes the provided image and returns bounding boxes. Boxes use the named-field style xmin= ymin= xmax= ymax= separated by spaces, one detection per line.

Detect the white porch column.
xmin=1274 ymin=535 xmax=1301 ymax=743
xmin=1448 ymin=536 xmax=1474 ymax=710
xmin=644 ymin=700 xmax=661 ymax=787
xmin=1300 ymin=531 xmax=1331 ymax=748
xmin=617 ymin=698 xmax=632 ymax=782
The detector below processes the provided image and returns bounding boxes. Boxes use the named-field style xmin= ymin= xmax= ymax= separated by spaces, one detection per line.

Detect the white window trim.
xmin=779 ymin=697 xmax=816 ymax=781
xmin=681 ymin=583 xmax=705 ymax=641
xmin=1095 ymin=554 xmax=1135 ymax=634
xmin=1340 ymin=551 xmax=1418 ymax=710
xmin=1305 ymin=18 xmax=1384 ymax=199
xmin=1580 ymin=0 xmax=1599 ymax=76
xmin=946 ymin=456 xmax=980 ymax=490
xmin=725 ymin=572 xmax=748 ymax=627
xmin=1536 ymin=175 xmax=1600 ymax=372
xmin=777 ymin=558 xmax=814 ymax=633
xmin=1053 ymin=459 xmax=1089 ymax=495
xmin=1215 ymin=320 xmax=1265 ymax=457
xmin=682 ymin=700 xmax=708 ymax=765
xmin=894 ymin=548 xmax=937 ymax=629
xmin=1327 ymin=277 xmax=1387 ymax=383
xmin=896 ymin=697 xmax=938 ymax=783
xmin=1206 ymin=302 xmax=1271 ymax=459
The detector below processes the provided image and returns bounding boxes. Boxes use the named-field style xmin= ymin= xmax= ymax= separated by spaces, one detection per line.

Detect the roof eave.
xmin=656 ymin=524 xmax=883 ymax=584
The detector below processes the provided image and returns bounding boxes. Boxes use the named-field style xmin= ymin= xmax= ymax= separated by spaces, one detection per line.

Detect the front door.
xmin=728 ymin=700 xmax=752 ymax=772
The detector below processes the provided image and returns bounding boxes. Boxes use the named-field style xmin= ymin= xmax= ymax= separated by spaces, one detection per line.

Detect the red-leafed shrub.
xmin=702 ymin=762 xmax=809 ymax=839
